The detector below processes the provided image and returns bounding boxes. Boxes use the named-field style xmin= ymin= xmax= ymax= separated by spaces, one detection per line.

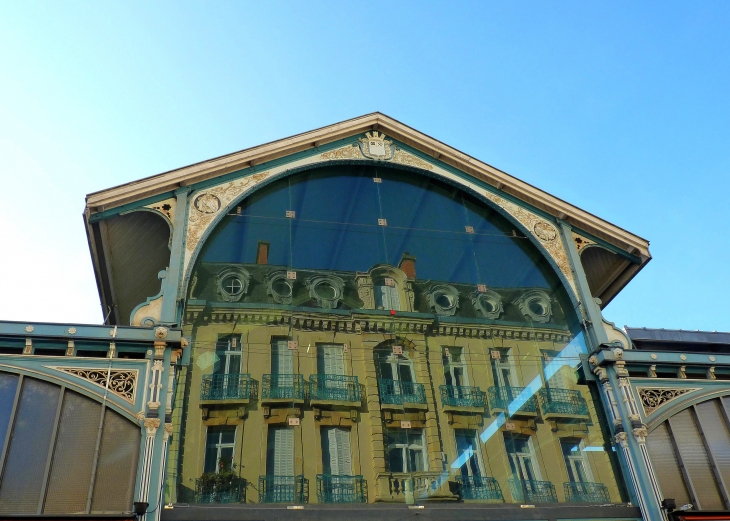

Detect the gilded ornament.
xmin=25 ymin=325 xmax=34 ymax=333
xmin=636 ymin=387 xmax=699 ymax=416
xmin=320 ymin=145 xmax=362 ymax=160
xmin=67 ymin=327 xmax=77 ymax=335
xmin=186 ymin=172 xmax=270 ymax=252
xmin=54 ymin=367 xmax=138 ymax=403
xmin=154 ymin=326 xmax=169 ymax=340
xmin=533 ymin=221 xmax=558 ymax=242
xmin=483 ymin=193 xmax=576 ymax=293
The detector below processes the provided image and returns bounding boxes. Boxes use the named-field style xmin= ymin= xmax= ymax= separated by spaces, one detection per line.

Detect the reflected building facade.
xmin=14 ymin=113 xmax=730 ymax=521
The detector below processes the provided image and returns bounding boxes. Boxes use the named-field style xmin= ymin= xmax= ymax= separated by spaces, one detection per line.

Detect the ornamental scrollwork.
xmin=186 ymin=172 xmax=271 ymax=252
xmin=636 ymin=387 xmax=699 ymax=416
xmin=54 ymin=367 xmax=138 ymax=403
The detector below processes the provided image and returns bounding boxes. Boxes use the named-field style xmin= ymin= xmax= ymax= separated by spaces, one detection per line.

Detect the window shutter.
xmin=327 ymin=428 xmax=352 ymax=476
xmin=273 ymin=340 xmax=293 ymax=374
xmin=646 ymin=422 xmax=692 ymax=506
xmin=274 ymin=427 xmax=294 ymax=476
xmin=327 ymin=428 xmax=340 ymax=475
xmin=386 ymin=285 xmax=400 ymax=311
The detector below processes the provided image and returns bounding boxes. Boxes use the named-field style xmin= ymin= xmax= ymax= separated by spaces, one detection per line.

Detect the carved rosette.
xmin=52 ymin=367 xmax=137 ymax=403
xmin=637 ymin=387 xmax=699 ymax=416
xmin=482 ymin=193 xmax=577 ymax=294
xmin=185 ymin=171 xmax=271 ymax=254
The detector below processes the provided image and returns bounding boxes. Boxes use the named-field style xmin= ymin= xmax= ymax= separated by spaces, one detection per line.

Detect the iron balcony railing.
xmin=316 ymin=474 xmax=367 ymax=503
xmin=508 ymin=478 xmax=558 ymax=503
xmin=564 ymin=481 xmax=611 ymax=503
xmin=440 ymin=385 xmax=487 ymax=408
xmin=454 ymin=475 xmax=503 ymax=501
xmin=309 ymin=374 xmax=361 ymax=403
xmin=261 ymin=374 xmax=305 ymax=401
xmin=194 ymin=478 xmax=246 ymax=504
xmin=258 ymin=475 xmax=308 ymax=503
xmin=538 ymin=388 xmax=589 ymax=417
xmin=377 ymin=378 xmax=427 ymax=405
xmin=200 ymin=373 xmax=252 ymax=401
xmin=488 ymin=386 xmax=538 ymax=415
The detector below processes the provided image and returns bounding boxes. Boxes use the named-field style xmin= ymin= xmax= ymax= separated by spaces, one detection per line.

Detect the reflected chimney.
xmin=256 ymin=241 xmax=269 ymax=265
xmin=398 ymin=252 xmax=416 ymax=279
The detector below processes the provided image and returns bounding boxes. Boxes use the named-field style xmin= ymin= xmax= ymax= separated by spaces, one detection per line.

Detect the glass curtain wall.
xmin=171 ymin=164 xmax=624 ymax=506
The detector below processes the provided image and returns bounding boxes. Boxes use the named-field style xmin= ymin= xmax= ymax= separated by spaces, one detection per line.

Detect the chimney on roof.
xmin=256 ymin=241 xmax=269 ymax=265
xmin=398 ymin=252 xmax=416 ymax=279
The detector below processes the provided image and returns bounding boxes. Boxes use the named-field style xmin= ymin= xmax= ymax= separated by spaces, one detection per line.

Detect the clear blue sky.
xmin=0 ymin=1 xmax=727 ymax=331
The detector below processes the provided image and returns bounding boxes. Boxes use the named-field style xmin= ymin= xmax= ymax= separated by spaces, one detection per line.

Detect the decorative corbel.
xmin=632 ymin=426 xmax=648 ymax=444
xmin=144 ymin=417 xmax=161 ymax=437
xmin=678 ymin=366 xmax=687 ymax=379
xmin=708 ymin=367 xmax=716 ymax=380
xmin=614 ymin=431 xmax=629 ymax=448
xmin=648 ymin=365 xmax=657 ymax=378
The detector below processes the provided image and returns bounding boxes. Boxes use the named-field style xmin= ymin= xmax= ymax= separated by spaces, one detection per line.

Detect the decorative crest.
xmin=358 ymin=131 xmax=395 ymax=160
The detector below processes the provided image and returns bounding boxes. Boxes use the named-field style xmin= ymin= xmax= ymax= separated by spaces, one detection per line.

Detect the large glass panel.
xmin=44 ymin=391 xmax=102 ymax=514
xmin=0 ymin=373 xmax=19 ymax=452
xmin=171 ymin=163 xmax=624 ymax=507
xmin=90 ymin=409 xmax=140 ymax=513
xmin=0 ymin=378 xmax=61 ymax=513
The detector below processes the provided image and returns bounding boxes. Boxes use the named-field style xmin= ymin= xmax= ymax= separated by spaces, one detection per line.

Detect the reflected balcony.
xmin=454 ymin=475 xmax=504 ymax=501
xmin=538 ymin=388 xmax=590 ymax=420
xmin=377 ymin=379 xmax=427 ymax=409
xmin=487 ymin=386 xmax=538 ymax=417
xmin=508 ymin=478 xmax=557 ymax=503
xmin=261 ymin=374 xmax=305 ymax=404
xmin=194 ymin=477 xmax=246 ymax=504
xmin=376 ymin=471 xmax=455 ymax=502
xmin=200 ymin=373 xmax=252 ymax=405
xmin=564 ymin=481 xmax=611 ymax=503
xmin=309 ymin=374 xmax=361 ymax=406
xmin=316 ymin=474 xmax=367 ymax=503
xmin=258 ymin=475 xmax=308 ymax=503
xmin=440 ymin=385 xmax=487 ymax=412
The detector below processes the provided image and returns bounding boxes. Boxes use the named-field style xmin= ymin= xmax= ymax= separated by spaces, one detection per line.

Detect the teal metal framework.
xmin=201 ymin=373 xmax=252 ymax=401
xmin=261 ymin=374 xmax=305 ymax=400
xmin=258 ymin=475 xmax=308 ymax=503
xmin=454 ymin=476 xmax=503 ymax=501
xmin=440 ymin=385 xmax=486 ymax=408
xmin=194 ymin=479 xmax=247 ymax=504
xmin=377 ymin=379 xmax=426 ymax=405
xmin=563 ymin=481 xmax=611 ymax=503
xmin=488 ymin=386 xmax=538 ymax=414
xmin=538 ymin=388 xmax=589 ymax=416
xmin=309 ymin=374 xmax=361 ymax=403
xmin=508 ymin=478 xmax=558 ymax=503
xmin=315 ymin=475 xmax=367 ymax=503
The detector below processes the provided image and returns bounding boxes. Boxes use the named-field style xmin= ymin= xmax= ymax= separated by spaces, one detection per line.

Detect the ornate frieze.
xmin=145 ymin=197 xmax=176 ymax=223
xmin=320 ymin=132 xmax=434 ymax=171
xmin=636 ymin=387 xmax=699 ymax=416
xmin=572 ymin=232 xmax=596 ymax=253
xmin=482 ymin=193 xmax=577 ymax=294
xmin=185 ymin=171 xmax=271 ymax=254
xmin=51 ymin=367 xmax=138 ymax=403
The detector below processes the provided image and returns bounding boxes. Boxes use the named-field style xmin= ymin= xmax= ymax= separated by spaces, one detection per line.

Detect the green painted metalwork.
xmin=538 ymin=388 xmax=589 ymax=416
xmin=262 ymin=374 xmax=305 ymax=400
xmin=309 ymin=374 xmax=361 ymax=403
xmin=377 ymin=379 xmax=426 ymax=405
xmin=563 ymin=481 xmax=611 ymax=503
xmin=454 ymin=475 xmax=503 ymax=501
xmin=315 ymin=474 xmax=367 ymax=503
xmin=488 ymin=386 xmax=538 ymax=414
xmin=440 ymin=385 xmax=486 ymax=408
xmin=200 ymin=374 xmax=252 ymax=401
xmin=508 ymin=478 xmax=558 ymax=503
xmin=194 ymin=478 xmax=246 ymax=503
xmin=258 ymin=475 xmax=308 ymax=503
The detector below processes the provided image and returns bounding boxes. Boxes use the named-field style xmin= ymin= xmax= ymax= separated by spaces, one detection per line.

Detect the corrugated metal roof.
xmin=626 ymin=327 xmax=730 ymax=345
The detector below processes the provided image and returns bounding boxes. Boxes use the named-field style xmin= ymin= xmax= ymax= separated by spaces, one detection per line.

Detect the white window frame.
xmin=454 ymin=429 xmax=485 ymax=478
xmin=215 ymin=335 xmax=242 ymax=375
xmin=507 ymin=435 xmax=542 ymax=482
xmin=561 ymin=439 xmax=594 ymax=483
xmin=205 ymin=426 xmax=237 ymax=474
xmin=386 ymin=429 xmax=428 ymax=473
xmin=443 ymin=347 xmax=469 ymax=387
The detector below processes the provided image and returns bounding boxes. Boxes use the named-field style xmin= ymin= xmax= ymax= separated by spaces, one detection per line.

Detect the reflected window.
xmin=385 ymin=428 xmax=427 ymax=473
xmin=267 ymin=427 xmax=294 ymax=476
xmin=317 ymin=344 xmax=345 ymax=376
xmin=321 ymin=427 xmax=352 ymax=476
xmin=214 ymin=335 xmax=242 ymax=375
xmin=204 ymin=426 xmax=236 ymax=474
xmin=443 ymin=347 xmax=468 ymax=387
xmin=504 ymin=434 xmax=541 ymax=482
xmin=376 ymin=349 xmax=415 ymax=384
xmin=454 ymin=430 xmax=483 ymax=478
xmin=561 ymin=439 xmax=593 ymax=483
xmin=492 ymin=349 xmax=516 ymax=388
